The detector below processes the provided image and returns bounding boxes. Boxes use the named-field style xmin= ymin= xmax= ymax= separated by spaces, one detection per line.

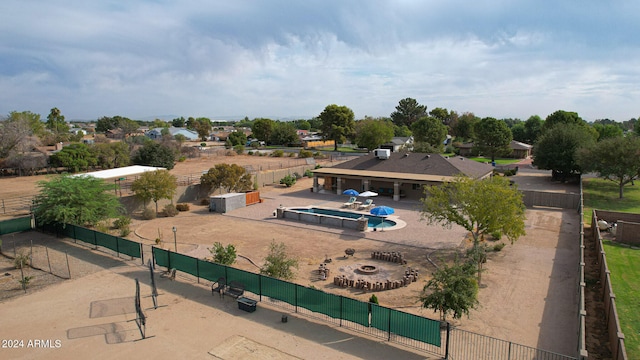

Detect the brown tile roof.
xmin=331 ymin=152 xmax=493 ymax=179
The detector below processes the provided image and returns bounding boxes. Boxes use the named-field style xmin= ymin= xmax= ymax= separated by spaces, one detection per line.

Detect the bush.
xmin=119 ymin=227 xmax=131 ymax=237
xmin=176 ymin=203 xmax=190 ymax=211
xmin=14 ymin=253 xmax=30 ymax=269
xmin=178 ymin=156 xmax=186 ymax=162
xmin=142 ymin=207 xmax=157 ymax=220
xmin=493 ymin=243 xmax=506 ymax=252
xmin=491 ymin=230 xmax=502 ymax=240
xmin=299 ymin=149 xmax=313 ymax=158
xmin=247 ymin=150 xmax=254 ymax=155
xmin=288 ymin=152 xmax=296 ymax=157
xmin=200 ymin=198 xmax=210 ymax=205
xmin=113 ymin=216 xmax=131 ymax=230
xmin=280 ymin=174 xmax=297 ymax=187
xmin=272 ymin=149 xmax=284 ymax=157
xmin=293 ymin=172 xmax=302 ymax=179
xmin=200 ymin=142 xmax=206 ymax=147
xmin=208 ymin=242 xmax=237 ymax=265
xmin=369 ymin=294 xmax=379 ymax=304
xmin=234 ymin=145 xmax=245 ymax=155
xmin=164 ymin=204 xmax=178 ymax=217
xmin=304 ymin=169 xmax=313 ymax=177
xmin=260 ymin=241 xmax=298 ymax=280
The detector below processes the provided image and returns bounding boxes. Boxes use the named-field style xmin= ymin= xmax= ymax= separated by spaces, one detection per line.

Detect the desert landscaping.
xmin=0 ymin=154 xmax=581 ymax=359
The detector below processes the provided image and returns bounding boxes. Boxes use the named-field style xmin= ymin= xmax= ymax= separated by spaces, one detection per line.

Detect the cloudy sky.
xmin=1 ymin=1 xmax=639 ymax=122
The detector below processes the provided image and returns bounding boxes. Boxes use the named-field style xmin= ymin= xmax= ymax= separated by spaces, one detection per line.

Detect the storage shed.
xmin=209 ymin=193 xmax=246 ymax=213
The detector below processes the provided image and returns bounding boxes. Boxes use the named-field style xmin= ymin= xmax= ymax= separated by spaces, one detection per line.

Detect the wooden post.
xmin=65 ymin=251 xmax=71 ymax=279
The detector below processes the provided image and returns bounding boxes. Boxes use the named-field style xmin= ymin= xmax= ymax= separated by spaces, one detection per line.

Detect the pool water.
xmin=291 ymin=207 xmax=397 ymax=228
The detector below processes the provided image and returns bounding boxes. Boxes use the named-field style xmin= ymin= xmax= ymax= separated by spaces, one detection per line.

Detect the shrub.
xmin=493 ymin=243 xmax=506 ymax=252
xmin=200 ymin=142 xmax=206 ymax=147
xmin=293 ymin=172 xmax=302 ymax=179
xmin=142 ymin=207 xmax=157 ymax=220
xmin=164 ymin=204 xmax=178 ymax=217
xmin=299 ymin=149 xmax=313 ymax=158
xmin=247 ymin=150 xmax=254 ymax=155
xmin=113 ymin=216 xmax=131 ymax=230
xmin=14 ymin=253 xmax=30 ymax=269
xmin=176 ymin=203 xmax=190 ymax=211
xmin=369 ymin=294 xmax=379 ymax=304
xmin=304 ymin=169 xmax=313 ymax=177
xmin=234 ymin=145 xmax=245 ymax=155
xmin=178 ymin=156 xmax=186 ymax=162
xmin=272 ymin=149 xmax=284 ymax=157
xmin=288 ymin=152 xmax=296 ymax=157
xmin=119 ymin=227 xmax=131 ymax=237
xmin=280 ymin=174 xmax=296 ymax=187
xmin=260 ymin=241 xmax=298 ymax=280
xmin=208 ymin=242 xmax=237 ymax=265
xmin=491 ymin=230 xmax=502 ymax=240
xmin=18 ymin=275 xmax=33 ymax=289
xmin=200 ymin=198 xmax=210 ymax=205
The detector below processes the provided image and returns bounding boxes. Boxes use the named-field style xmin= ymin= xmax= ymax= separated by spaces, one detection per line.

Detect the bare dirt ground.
xmin=0 ymin=156 xmax=582 ymax=358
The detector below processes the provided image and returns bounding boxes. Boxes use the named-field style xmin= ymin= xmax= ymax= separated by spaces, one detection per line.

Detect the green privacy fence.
xmin=35 ymin=220 xmax=141 ymax=260
xmin=0 ymin=216 xmax=32 ymax=235
xmin=151 ymin=246 xmax=443 ymax=353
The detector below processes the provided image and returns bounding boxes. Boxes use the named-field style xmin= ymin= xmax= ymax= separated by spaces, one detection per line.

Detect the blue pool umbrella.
xmin=370 ymin=206 xmax=395 ymax=216
xmin=342 ymin=189 xmax=360 ymax=196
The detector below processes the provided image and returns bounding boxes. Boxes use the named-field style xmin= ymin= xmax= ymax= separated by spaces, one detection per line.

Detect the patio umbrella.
xmin=370 ymin=206 xmax=395 ymax=217
xmin=359 ymin=191 xmax=378 ymax=197
xmin=342 ymin=189 xmax=360 ymax=196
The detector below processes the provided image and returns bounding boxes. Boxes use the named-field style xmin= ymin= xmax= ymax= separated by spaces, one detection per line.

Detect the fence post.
xmin=508 ymin=341 xmax=512 ymax=360
xmin=65 ymin=251 xmax=71 ymax=279
xmin=45 ymin=246 xmax=52 ymax=274
xmin=196 ymin=259 xmax=200 ymax=284
xmin=140 ymin=243 xmax=144 ymax=265
xmin=445 ymin=322 xmax=450 ymax=359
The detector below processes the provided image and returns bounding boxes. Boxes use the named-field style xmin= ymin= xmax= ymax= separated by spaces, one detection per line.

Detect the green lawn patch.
xmin=467 ymin=157 xmax=520 ymax=165
xmin=583 ymin=177 xmax=640 ymax=358
xmin=601 ymin=240 xmax=640 ymax=357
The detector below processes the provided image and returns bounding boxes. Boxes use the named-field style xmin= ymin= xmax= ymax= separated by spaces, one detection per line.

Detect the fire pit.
xmin=356 ymin=265 xmax=379 ymax=275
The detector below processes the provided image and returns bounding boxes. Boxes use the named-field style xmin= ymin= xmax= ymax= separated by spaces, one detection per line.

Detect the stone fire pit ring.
xmin=356 ymin=265 xmax=379 ymax=275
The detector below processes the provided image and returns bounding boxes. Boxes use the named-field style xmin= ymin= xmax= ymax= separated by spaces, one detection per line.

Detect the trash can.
xmin=237 ymin=297 xmax=257 ymax=313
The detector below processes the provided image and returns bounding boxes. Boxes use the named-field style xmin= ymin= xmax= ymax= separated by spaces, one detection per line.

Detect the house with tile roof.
xmin=311 ymin=151 xmax=493 ymax=201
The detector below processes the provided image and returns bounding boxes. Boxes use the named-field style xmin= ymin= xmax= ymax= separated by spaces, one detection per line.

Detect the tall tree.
xmin=390 ymin=98 xmax=427 ymax=128
xmin=7 ymin=111 xmax=45 ymax=138
xmin=319 ymin=105 xmax=355 ymax=151
xmin=452 ymin=112 xmax=478 ymax=141
xmin=577 ymin=135 xmax=640 ymax=198
xmin=269 ymin=122 xmax=299 ymax=146
xmin=194 ymin=117 xmax=211 ymax=141
xmin=251 ymin=118 xmax=275 ymax=143
xmin=172 ymin=116 xmax=186 ymax=128
xmin=523 ymin=115 xmax=544 ymax=144
xmin=46 ymin=107 xmax=69 ymax=141
xmin=132 ymin=141 xmax=175 ymax=170
xmin=91 ymin=142 xmax=131 ymax=169
xmin=33 ymin=175 xmax=122 ymax=227
xmin=1 ymin=113 xmax=35 ymax=158
xmin=131 ymin=170 xmax=177 ymax=214
xmin=543 ymin=110 xmax=585 ymax=132
xmin=354 ymin=118 xmax=394 ymax=151
xmin=472 ymin=117 xmax=513 ymax=162
xmin=420 ymin=259 xmax=478 ymax=321
xmin=200 ymin=163 xmax=253 ymax=194
xmin=412 ymin=116 xmax=448 ymax=153
xmin=533 ymin=123 xmax=596 ymax=182
xmin=592 ymin=123 xmax=623 ymax=140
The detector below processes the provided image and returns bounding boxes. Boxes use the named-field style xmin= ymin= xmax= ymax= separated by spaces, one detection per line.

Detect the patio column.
xmin=393 ymin=181 xmax=400 ymax=201
xmin=336 ymin=177 xmax=342 ymax=195
xmin=312 ymin=176 xmax=319 ymax=193
xmin=363 ymin=179 xmax=370 ymax=192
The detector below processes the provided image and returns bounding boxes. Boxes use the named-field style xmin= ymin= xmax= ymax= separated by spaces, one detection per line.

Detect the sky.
xmin=1 ymin=1 xmax=639 ymax=122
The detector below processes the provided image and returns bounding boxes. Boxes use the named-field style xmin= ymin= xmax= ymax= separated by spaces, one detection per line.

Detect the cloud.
xmin=0 ymin=0 xmax=639 ymax=121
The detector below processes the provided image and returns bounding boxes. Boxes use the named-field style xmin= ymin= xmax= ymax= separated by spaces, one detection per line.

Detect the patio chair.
xmin=211 ymin=277 xmax=227 ymax=298
xmin=358 ymin=199 xmax=374 ymax=210
xmin=342 ymin=196 xmax=357 ymax=208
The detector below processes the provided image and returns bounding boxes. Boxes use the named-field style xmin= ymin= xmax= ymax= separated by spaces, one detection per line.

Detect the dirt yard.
xmin=0 ymin=156 xmax=581 ymax=358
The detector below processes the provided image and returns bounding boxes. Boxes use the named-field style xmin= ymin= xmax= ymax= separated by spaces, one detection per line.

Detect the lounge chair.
xmin=211 ymin=277 xmax=227 ymax=298
xmin=358 ymin=199 xmax=374 ymax=210
xmin=342 ymin=196 xmax=357 ymax=208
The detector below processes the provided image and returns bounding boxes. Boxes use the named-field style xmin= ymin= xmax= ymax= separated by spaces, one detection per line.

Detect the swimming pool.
xmin=289 ymin=207 xmax=397 ymax=229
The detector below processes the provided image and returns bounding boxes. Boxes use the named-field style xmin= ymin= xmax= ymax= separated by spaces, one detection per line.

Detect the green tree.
xmin=208 ymin=242 xmax=237 ymax=265
xmin=319 ymin=104 xmax=355 ymax=151
xmin=200 ymin=163 xmax=253 ymax=194
xmin=227 ymin=131 xmax=247 ymax=147
xmin=412 ymin=116 xmax=448 ymax=152
xmin=430 ymin=107 xmax=459 ymax=129
xmin=510 ymin=122 xmax=527 ymax=143
xmin=194 ymin=117 xmax=211 ymax=141
xmin=472 ymin=117 xmax=513 ymax=162
xmin=269 ymin=121 xmax=299 ymax=146
xmin=50 ymin=143 xmax=97 ymax=172
xmin=543 ymin=110 xmax=585 ymax=132
xmin=132 ymin=141 xmax=175 ymax=169
xmin=7 ymin=110 xmax=45 ymax=138
xmin=1 ymin=112 xmax=36 ymax=159
xmin=419 ymin=259 xmax=478 ymax=321
xmin=420 ymin=175 xmax=526 ymax=284
xmin=390 ymin=98 xmax=427 ymax=128
xmin=293 ymin=119 xmax=311 ymax=130
xmin=592 ymin=123 xmax=623 ymax=141
xmin=523 ymin=115 xmax=544 ymax=144
xmin=172 ymin=116 xmax=186 ymax=128
xmin=393 ymin=124 xmax=412 ymax=137
xmin=96 ymin=116 xmax=121 ymax=133
xmin=354 ymin=118 xmax=394 ymax=151
xmin=119 ymin=118 xmax=140 ymax=137
xmin=260 ymin=241 xmax=298 ymax=280
xmin=33 ymin=175 xmax=122 ymax=227
xmin=577 ymin=135 xmax=640 ymax=198
xmin=251 ymin=118 xmax=275 ymax=143
xmin=452 ymin=112 xmax=478 ymax=141
xmin=46 ymin=107 xmax=69 ymax=142
xmin=91 ymin=142 xmax=130 ymax=169
xmin=130 ymin=170 xmax=177 ymax=214
xmin=533 ymin=123 xmax=596 ymax=182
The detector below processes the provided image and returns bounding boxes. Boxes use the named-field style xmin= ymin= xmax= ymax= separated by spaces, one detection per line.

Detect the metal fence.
xmin=0 ymin=196 xmax=34 ymax=216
